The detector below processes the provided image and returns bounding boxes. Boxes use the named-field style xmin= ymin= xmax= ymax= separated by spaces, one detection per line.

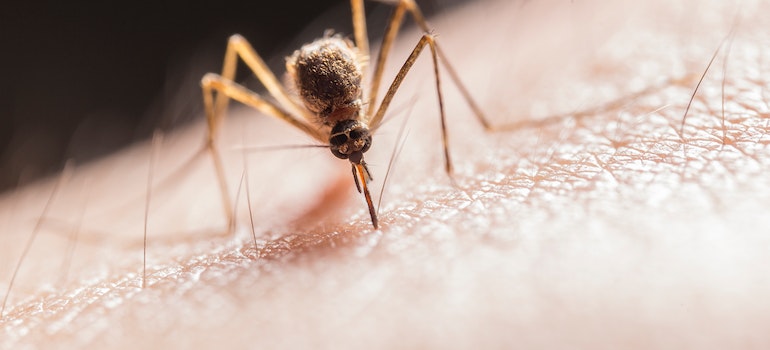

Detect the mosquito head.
xmin=329 ymin=119 xmax=371 ymax=163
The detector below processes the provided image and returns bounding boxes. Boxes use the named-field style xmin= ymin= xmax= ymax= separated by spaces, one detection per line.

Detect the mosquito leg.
xmin=202 ymin=34 xmax=324 ymax=233
xmin=400 ymin=0 xmax=493 ymax=129
xmin=209 ymin=34 xmax=312 ymax=144
xmin=207 ymin=143 xmax=234 ymax=233
xmin=350 ymin=0 xmax=369 ymax=73
xmin=202 ymin=74 xmax=324 ymax=143
xmin=365 ymin=0 xmax=408 ymax=117
xmin=368 ymin=0 xmax=494 ymax=130
xmin=368 ymin=34 xmax=453 ymax=174
xmin=431 ymin=46 xmax=494 ymax=130
xmin=200 ymin=65 xmax=325 ymax=232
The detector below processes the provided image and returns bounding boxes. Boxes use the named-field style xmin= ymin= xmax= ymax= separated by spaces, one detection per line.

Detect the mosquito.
xmin=200 ymin=0 xmax=492 ymax=230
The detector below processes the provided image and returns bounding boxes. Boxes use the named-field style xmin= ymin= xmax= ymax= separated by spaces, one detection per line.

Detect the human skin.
xmin=2 ymin=0 xmax=770 ymax=348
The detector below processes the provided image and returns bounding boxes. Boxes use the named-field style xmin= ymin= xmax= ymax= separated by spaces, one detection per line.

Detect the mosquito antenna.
xmin=234 ymin=144 xmax=329 ymax=152
xmin=142 ymin=131 xmax=163 ymax=289
xmin=1 ymin=160 xmax=74 ymax=317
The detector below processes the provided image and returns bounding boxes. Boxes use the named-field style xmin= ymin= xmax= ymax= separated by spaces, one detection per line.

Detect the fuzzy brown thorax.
xmin=286 ymin=35 xmax=364 ymax=126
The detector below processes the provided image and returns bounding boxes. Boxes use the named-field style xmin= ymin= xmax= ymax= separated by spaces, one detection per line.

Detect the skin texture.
xmin=2 ymin=0 xmax=770 ymax=348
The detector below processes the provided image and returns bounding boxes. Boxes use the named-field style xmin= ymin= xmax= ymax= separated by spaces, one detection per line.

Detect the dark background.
xmin=0 ymin=0 xmax=462 ymax=192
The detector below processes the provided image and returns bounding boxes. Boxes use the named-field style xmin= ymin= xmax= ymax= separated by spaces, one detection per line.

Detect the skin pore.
xmin=2 ymin=0 xmax=770 ymax=348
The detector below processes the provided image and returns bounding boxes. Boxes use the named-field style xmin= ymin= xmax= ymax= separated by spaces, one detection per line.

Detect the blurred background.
xmin=0 ymin=0 xmax=466 ymax=192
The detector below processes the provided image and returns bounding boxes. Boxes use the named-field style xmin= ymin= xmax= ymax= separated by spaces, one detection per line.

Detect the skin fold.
xmin=2 ymin=0 xmax=770 ymax=348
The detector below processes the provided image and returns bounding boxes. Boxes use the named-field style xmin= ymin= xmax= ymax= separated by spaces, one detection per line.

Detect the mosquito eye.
xmin=349 ymin=129 xmax=363 ymax=140
xmin=330 ymin=134 xmax=348 ymax=146
xmin=361 ymin=137 xmax=372 ymax=153
xmin=331 ymin=148 xmax=348 ymax=159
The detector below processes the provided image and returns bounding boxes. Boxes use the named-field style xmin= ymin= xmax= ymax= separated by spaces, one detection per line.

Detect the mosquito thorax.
xmin=329 ymin=119 xmax=372 ymax=162
xmin=286 ymin=35 xmax=364 ymax=126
